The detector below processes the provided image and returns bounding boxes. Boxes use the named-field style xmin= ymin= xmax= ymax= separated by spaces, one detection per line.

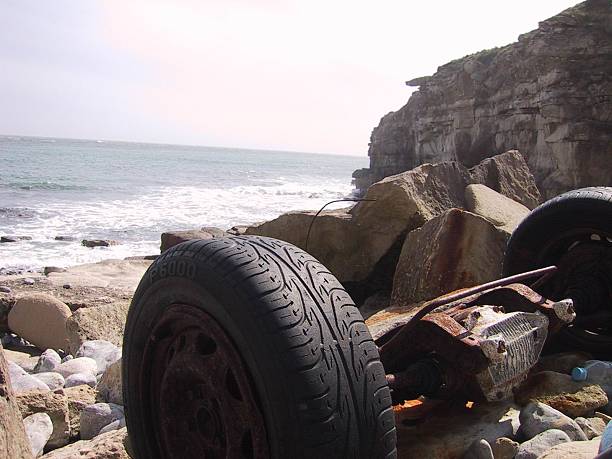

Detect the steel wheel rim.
xmin=142 ymin=304 xmax=269 ymax=459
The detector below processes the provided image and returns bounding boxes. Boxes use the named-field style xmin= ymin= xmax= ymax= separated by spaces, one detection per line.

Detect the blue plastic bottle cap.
xmin=572 ymin=367 xmax=587 ymax=382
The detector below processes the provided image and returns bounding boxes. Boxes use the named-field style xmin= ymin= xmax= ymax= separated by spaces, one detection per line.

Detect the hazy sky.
xmin=0 ymin=1 xmax=578 ymax=155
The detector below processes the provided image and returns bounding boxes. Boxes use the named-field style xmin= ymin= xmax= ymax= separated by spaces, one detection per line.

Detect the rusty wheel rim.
xmin=142 ymin=304 xmax=269 ymax=459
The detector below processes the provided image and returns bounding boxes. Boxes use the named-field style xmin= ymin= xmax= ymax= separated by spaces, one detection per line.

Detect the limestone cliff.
xmin=356 ymin=0 xmax=612 ymax=198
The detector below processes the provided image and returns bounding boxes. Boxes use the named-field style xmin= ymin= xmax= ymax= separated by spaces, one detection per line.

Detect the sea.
xmin=0 ymin=136 xmax=366 ymax=273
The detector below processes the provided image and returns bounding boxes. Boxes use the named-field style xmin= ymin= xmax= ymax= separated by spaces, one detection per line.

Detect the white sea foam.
xmin=0 ymin=179 xmax=355 ymax=271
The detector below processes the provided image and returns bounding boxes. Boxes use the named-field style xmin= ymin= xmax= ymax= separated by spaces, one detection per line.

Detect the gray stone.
xmin=43 ymin=267 xmax=66 ymax=276
xmin=33 ymin=372 xmax=65 ymax=391
xmin=491 ymin=437 xmax=519 ymax=459
xmin=8 ymin=361 xmax=50 ymax=393
xmin=537 ymin=438 xmax=601 ymax=458
xmin=55 ymin=357 xmax=97 ymax=379
xmin=519 ymin=402 xmax=587 ymax=441
xmin=515 ymin=429 xmax=570 ymax=459
xmin=23 ymin=412 xmax=53 ymax=457
xmin=80 ymin=403 xmax=125 ymax=440
xmin=81 ymin=240 xmax=119 ymax=248
xmin=97 ymin=417 xmax=126 ymax=435
xmin=34 ymin=349 xmax=62 ymax=374
xmin=97 ymin=359 xmax=122 ymax=405
xmin=63 ymin=385 xmax=97 ymax=439
xmin=23 ymin=278 xmax=35 ymax=285
xmin=464 ymin=439 xmax=494 ymax=459
xmin=76 ymin=340 xmax=121 ymax=375
xmin=0 ymin=286 xmax=11 ymax=294
xmin=575 ymin=416 xmax=607 ymax=440
xmin=65 ymin=372 xmax=97 ymax=388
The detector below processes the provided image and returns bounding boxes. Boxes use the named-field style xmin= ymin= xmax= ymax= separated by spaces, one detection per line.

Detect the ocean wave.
xmin=0 ymin=207 xmax=37 ymax=219
xmin=9 ymin=181 xmax=88 ymax=191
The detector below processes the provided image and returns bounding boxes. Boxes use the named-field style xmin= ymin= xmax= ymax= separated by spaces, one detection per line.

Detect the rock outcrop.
xmin=357 ymin=0 xmax=612 ymax=199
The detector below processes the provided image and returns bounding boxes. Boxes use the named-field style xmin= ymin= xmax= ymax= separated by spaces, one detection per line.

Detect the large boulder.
xmin=515 ymin=371 xmax=608 ymax=417
xmin=467 ymin=150 xmax=541 ymax=209
xmin=248 ymin=161 xmax=471 ymax=284
xmin=16 ymin=390 xmax=70 ymax=449
xmin=8 ymin=294 xmax=72 ymax=351
xmin=391 ymin=208 xmax=508 ymax=306
xmin=65 ymin=303 xmax=128 ymax=355
xmin=160 ymin=227 xmax=226 ymax=253
xmin=40 ymin=427 xmax=130 ymax=458
xmin=464 ymin=184 xmax=530 ymax=233
xmin=0 ymin=345 xmax=34 ymax=459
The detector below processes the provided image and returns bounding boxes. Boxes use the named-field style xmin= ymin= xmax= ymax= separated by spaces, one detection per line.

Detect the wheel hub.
xmin=142 ymin=304 xmax=269 ymax=459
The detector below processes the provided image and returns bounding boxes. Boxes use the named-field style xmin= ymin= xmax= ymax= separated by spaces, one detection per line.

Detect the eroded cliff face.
xmin=357 ymin=0 xmax=612 ymax=198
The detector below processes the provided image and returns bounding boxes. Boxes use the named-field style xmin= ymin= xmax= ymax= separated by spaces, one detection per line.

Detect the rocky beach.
xmin=2 ymin=0 xmax=612 ymax=457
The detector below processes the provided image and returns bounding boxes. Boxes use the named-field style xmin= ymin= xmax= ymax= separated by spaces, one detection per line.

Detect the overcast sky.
xmin=0 ymin=1 xmax=578 ymax=155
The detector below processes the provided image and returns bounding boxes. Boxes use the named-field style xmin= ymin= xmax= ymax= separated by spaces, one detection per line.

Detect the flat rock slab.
xmin=46 ymin=259 xmax=151 ymax=291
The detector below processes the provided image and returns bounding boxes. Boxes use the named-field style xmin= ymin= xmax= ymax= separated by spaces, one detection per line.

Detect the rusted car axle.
xmin=379 ymin=266 xmax=576 ymax=403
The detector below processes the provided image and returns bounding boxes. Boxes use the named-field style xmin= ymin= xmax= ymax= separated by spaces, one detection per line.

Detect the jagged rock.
xmin=0 ymin=293 xmax=15 ymax=332
xmin=537 ymin=437 xmax=601 ymax=459
xmin=575 ymin=416 xmax=607 ymax=439
xmin=391 ymin=208 xmax=508 ymax=305
xmin=0 ymin=345 xmax=34 ymax=458
xmin=515 ymin=429 xmax=571 ymax=459
xmin=360 ymin=1 xmax=612 ymax=199
xmin=16 ymin=389 xmax=70 ymax=449
xmin=519 ymin=402 xmax=587 ymax=441
xmin=64 ymin=384 xmax=97 ymax=439
xmin=491 ymin=437 xmax=519 ymax=459
xmin=467 ymin=151 xmax=541 ymax=209
xmin=160 ymin=227 xmax=226 ymax=253
xmin=464 ymin=439 xmax=494 ymax=459
xmin=33 ymin=373 xmax=65 ymax=391
xmin=8 ymin=294 xmax=72 ymax=351
xmin=65 ymin=302 xmax=128 ymax=355
xmin=97 ymin=359 xmax=122 ymax=405
xmin=81 ymin=240 xmax=119 ymax=248
xmin=80 ymin=403 xmax=125 ymax=440
xmin=250 ymin=160 xmax=472 ymax=287
xmin=394 ymin=402 xmax=520 ymax=458
xmin=55 ymin=357 xmax=97 ymax=379
xmin=515 ymin=371 xmax=608 ymax=417
xmin=1 ymin=235 xmax=32 ymax=243
xmin=8 ymin=361 xmax=50 ymax=393
xmin=65 ymin=372 xmax=97 ymax=388
xmin=34 ymin=349 xmax=62 ymax=374
xmin=40 ymin=427 xmax=129 ymax=458
xmin=76 ymin=340 xmax=121 ymax=375
xmin=464 ymin=184 xmax=530 ymax=233
xmin=23 ymin=412 xmax=53 ymax=457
